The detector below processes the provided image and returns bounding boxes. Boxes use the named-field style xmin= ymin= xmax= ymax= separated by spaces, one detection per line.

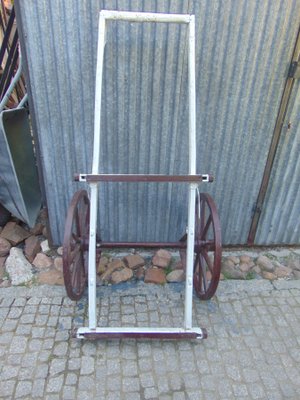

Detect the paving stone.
xmin=15 ymin=380 xmax=32 ymax=398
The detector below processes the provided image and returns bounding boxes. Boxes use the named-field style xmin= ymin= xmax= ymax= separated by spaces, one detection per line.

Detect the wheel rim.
xmin=193 ymin=193 xmax=222 ymax=300
xmin=63 ymin=190 xmax=90 ymax=300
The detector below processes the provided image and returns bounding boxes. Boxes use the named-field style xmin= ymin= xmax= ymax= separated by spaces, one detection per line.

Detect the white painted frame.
xmin=83 ymin=10 xmax=202 ymax=338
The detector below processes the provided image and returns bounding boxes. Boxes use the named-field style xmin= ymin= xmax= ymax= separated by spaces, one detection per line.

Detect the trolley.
xmin=63 ymin=10 xmax=222 ymax=340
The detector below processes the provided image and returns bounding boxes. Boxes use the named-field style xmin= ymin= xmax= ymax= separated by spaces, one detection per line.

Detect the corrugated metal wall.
xmin=256 ymin=79 xmax=300 ymax=244
xmin=15 ymin=0 xmax=300 ymax=245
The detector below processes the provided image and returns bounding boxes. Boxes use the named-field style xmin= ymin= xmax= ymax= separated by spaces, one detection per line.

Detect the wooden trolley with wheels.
xmin=63 ymin=10 xmax=222 ymax=340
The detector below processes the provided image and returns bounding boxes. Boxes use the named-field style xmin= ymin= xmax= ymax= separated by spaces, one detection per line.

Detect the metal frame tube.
xmin=100 ymin=10 xmax=191 ymax=24
xmin=88 ymin=13 xmax=106 ymax=330
xmin=87 ymin=10 xmax=200 ymax=336
xmin=184 ymin=16 xmax=197 ymax=330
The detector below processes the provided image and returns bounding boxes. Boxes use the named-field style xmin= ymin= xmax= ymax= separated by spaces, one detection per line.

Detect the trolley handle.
xmin=74 ymin=173 xmax=214 ymax=183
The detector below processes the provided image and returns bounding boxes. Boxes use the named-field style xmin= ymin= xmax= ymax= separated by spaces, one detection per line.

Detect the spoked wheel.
xmin=63 ymin=190 xmax=90 ymax=300
xmin=179 ymin=192 xmax=222 ymax=300
xmin=194 ymin=193 xmax=222 ymax=300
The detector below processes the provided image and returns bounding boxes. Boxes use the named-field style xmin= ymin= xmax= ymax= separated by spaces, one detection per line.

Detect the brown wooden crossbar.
xmin=74 ymin=174 xmax=213 ymax=183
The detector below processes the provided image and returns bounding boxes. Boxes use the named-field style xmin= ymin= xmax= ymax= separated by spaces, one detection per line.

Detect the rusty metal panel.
xmin=255 ymin=80 xmax=300 ymax=244
xmin=15 ymin=0 xmax=300 ymax=245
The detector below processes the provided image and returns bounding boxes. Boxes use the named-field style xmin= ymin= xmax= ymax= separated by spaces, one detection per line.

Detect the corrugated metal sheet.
xmin=256 ymin=79 xmax=300 ymax=244
xmin=15 ymin=0 xmax=300 ymax=245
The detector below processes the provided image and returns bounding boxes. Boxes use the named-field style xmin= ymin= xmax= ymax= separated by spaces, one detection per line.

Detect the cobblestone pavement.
xmin=0 ymin=280 xmax=300 ymax=399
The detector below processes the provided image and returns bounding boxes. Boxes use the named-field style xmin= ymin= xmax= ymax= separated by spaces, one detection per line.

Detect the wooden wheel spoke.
xmin=199 ymin=255 xmax=208 ymax=293
xmin=201 ymin=214 xmax=212 ymax=240
xmin=201 ymin=250 xmax=214 ymax=274
xmin=71 ymin=232 xmax=80 ymax=244
xmin=200 ymin=198 xmax=205 ymax=234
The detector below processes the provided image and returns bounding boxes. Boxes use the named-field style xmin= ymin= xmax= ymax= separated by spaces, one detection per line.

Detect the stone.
xmin=227 ymin=256 xmax=239 ymax=265
xmin=240 ymin=255 xmax=252 ymax=264
xmin=227 ymin=269 xmax=246 ymax=280
xmin=33 ymin=253 xmax=53 ymax=269
xmin=152 ymin=249 xmax=172 ymax=268
xmin=0 ymin=237 xmax=11 ymax=256
xmin=97 ymin=256 xmax=109 ymax=275
xmin=0 ymin=260 xmax=5 ymax=279
xmin=257 ymin=255 xmax=274 ymax=272
xmin=37 ymin=268 xmax=64 ymax=285
xmin=288 ymin=258 xmax=300 ymax=271
xmin=144 ymin=267 xmax=166 ymax=284
xmin=0 ymin=256 xmax=6 ymax=269
xmin=24 ymin=235 xmax=41 ymax=262
xmin=222 ymin=259 xmax=235 ymax=269
xmin=100 ymin=259 xmax=124 ymax=281
xmin=111 ymin=267 xmax=133 ymax=284
xmin=293 ymin=270 xmax=300 ymax=279
xmin=41 ymin=239 xmax=50 ymax=253
xmin=42 ymin=226 xmax=47 ymax=238
xmin=166 ymin=269 xmax=185 ymax=283
xmin=30 ymin=222 xmax=44 ymax=235
xmin=261 ymin=271 xmax=276 ymax=280
xmin=239 ymin=263 xmax=252 ymax=273
xmin=173 ymin=260 xmax=184 ymax=270
xmin=274 ymin=266 xmax=293 ymax=279
xmin=54 ymin=257 xmax=63 ymax=272
xmin=123 ymin=254 xmax=145 ymax=269
xmin=57 ymin=246 xmax=63 ymax=256
xmin=135 ymin=266 xmax=145 ymax=280
xmin=0 ymin=222 xmax=30 ymax=245
xmin=252 ymin=266 xmax=261 ymax=274
xmin=0 ymin=279 xmax=10 ymax=287
xmin=221 ymin=261 xmax=235 ymax=275
xmin=220 ymin=272 xmax=225 ymax=280
xmin=5 ymin=247 xmax=33 ymax=285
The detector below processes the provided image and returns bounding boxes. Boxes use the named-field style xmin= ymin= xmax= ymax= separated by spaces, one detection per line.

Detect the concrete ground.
xmin=0 ymin=279 xmax=300 ymax=399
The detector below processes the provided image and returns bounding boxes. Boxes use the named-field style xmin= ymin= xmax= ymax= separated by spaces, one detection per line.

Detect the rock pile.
xmin=97 ymin=249 xmax=185 ymax=286
xmin=0 ymin=211 xmax=63 ymax=287
xmin=0 ymin=210 xmax=299 ymax=288
xmin=221 ymin=252 xmax=299 ymax=281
